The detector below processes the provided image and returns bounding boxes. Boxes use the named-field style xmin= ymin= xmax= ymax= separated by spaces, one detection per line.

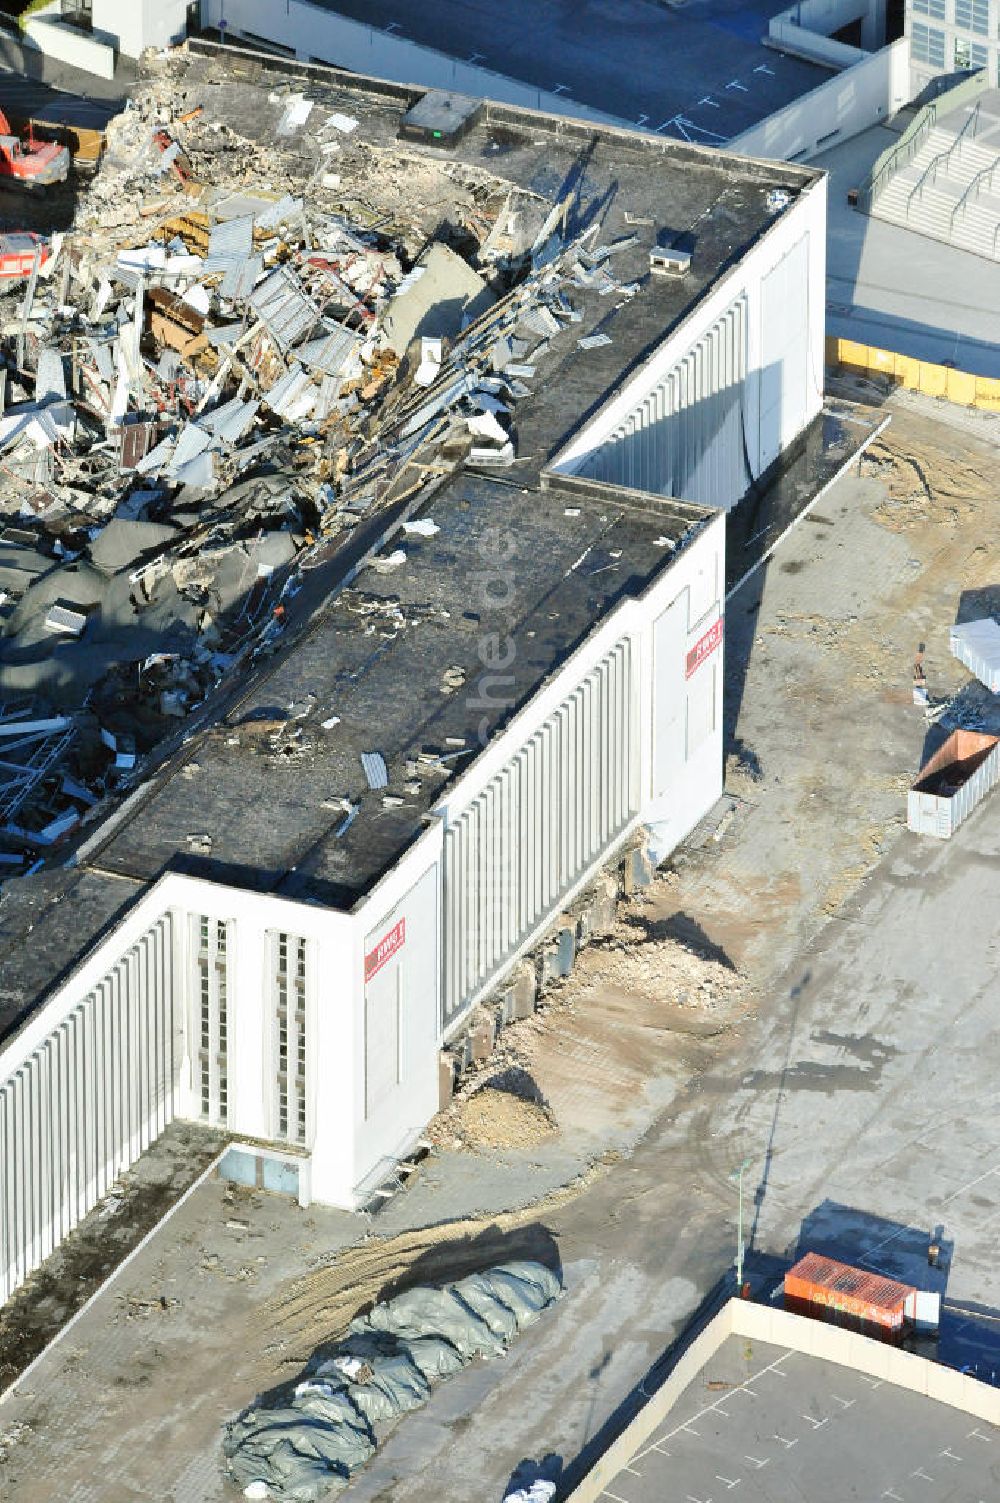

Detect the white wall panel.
xmin=760 ymin=235 xmax=811 ymax=471
xmin=578 ymin=298 xmax=751 ymax=509
xmin=443 ymin=639 xmax=638 ymax=1026
xmin=0 ymin=915 xmax=176 ymax=1304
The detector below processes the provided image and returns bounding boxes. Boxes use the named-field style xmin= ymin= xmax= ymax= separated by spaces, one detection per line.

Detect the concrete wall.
xmin=731 ymin=38 xmax=911 ymax=162
xmin=23 ymin=11 xmax=116 ymax=80
xmin=93 ymin=0 xmax=190 ymax=58
xmin=198 ymin=0 xmax=625 ymax=125
xmin=768 ymin=0 xmax=887 ymax=65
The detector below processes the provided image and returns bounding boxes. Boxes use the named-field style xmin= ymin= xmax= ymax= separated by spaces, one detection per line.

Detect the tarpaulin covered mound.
xmin=223 ymin=1259 xmax=562 ymax=1501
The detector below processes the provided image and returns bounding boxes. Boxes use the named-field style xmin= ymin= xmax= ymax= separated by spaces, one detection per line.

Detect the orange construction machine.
xmin=0 ymin=110 xmax=70 ymax=189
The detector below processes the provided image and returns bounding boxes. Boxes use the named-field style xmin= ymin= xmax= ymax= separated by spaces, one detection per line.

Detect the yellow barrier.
xmin=826 ymin=334 xmax=1000 ymax=413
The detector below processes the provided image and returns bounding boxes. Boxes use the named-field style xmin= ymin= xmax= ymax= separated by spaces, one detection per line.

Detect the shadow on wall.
xmin=573 ymin=366 xmax=764 ymax=514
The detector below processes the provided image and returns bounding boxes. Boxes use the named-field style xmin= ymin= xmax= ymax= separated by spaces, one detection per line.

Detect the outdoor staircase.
xmin=871 ymin=103 xmax=1000 ymax=263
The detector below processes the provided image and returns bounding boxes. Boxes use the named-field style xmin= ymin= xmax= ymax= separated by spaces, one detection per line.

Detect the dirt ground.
xmin=3 ymin=391 xmax=1000 ymax=1502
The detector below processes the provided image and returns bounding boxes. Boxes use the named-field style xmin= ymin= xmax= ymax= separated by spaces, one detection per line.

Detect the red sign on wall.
xmin=685 ymin=616 xmax=724 ymax=679
xmin=365 ymin=918 xmax=406 ymax=982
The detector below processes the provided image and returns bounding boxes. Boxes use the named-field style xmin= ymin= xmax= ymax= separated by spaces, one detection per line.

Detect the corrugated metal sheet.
xmin=442 ymin=638 xmax=637 ymax=1026
xmin=578 ymin=295 xmax=750 ymax=509
xmin=249 ymin=267 xmax=320 ymax=351
xmin=256 ymin=195 xmax=303 ymax=232
xmin=166 ymin=422 xmax=212 ymax=476
xmin=204 ymin=215 xmax=255 ymax=274
xmin=907 ymin=728 xmax=1000 ymax=839
xmin=950 ymin=618 xmax=1000 ymax=692
xmin=0 ymin=915 xmax=176 ymax=1304
xmin=361 ymin=751 xmax=388 ymax=789
xmin=220 ymin=255 xmax=263 ymax=304
xmin=296 ymin=322 xmax=358 ymax=376
xmin=200 ymin=398 xmax=259 ymax=445
xmin=264 ymin=366 xmax=315 ymax=421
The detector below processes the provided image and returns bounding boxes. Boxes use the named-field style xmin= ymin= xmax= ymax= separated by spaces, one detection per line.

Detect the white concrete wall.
xmin=345 ymin=854 xmax=442 ymax=1205
xmin=643 ymin=515 xmax=727 ymax=856
xmin=768 ymin=0 xmax=887 ymax=65
xmin=198 ymin=0 xmax=625 ymax=126
xmin=23 ymin=12 xmax=116 ymax=80
xmin=551 ymin=179 xmax=827 ymax=490
xmin=730 ymin=39 xmax=911 ymax=162
xmin=93 ymin=0 xmax=190 ymax=58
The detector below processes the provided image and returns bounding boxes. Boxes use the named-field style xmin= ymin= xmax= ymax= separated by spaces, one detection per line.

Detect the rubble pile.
xmin=0 ymin=57 xmax=644 ymax=878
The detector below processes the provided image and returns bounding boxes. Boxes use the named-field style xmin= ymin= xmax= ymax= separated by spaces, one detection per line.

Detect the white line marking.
xmin=715 ymin=1476 xmax=741 ymax=1489
xmin=773 ymin=1434 xmax=798 ymax=1449
xmin=939 ymin=1448 xmax=963 ymax=1461
xmin=802 ymin=1414 xmax=829 ymax=1429
xmin=602 ymin=1490 xmax=632 ymax=1503
xmin=967 ymin=1428 xmax=993 ymax=1442
xmin=745 ymin=1456 xmax=770 ymax=1469
xmin=831 ymin=1395 xmax=855 ymax=1409
xmin=631 ymin=1354 xmax=793 ymax=1465
xmin=911 ymin=1467 xmax=934 ymax=1482
xmin=725 ymin=80 xmax=749 ymax=92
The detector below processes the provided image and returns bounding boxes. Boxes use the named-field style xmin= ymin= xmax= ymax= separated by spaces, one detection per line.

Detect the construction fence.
xmin=827 ymin=335 xmax=1000 ymax=412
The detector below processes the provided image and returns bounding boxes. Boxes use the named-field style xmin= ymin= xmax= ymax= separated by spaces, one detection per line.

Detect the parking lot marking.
xmin=967 ymin=1428 xmax=992 ymax=1441
xmin=744 ymin=1456 xmax=770 ymax=1469
xmin=773 ymin=1433 xmax=798 ymax=1449
xmin=801 ymin=1414 xmax=829 ymax=1429
xmin=631 ymin=1353 xmax=792 ymax=1465
xmin=602 ymin=1490 xmax=632 ymax=1503
xmin=911 ymin=1466 xmax=935 ymax=1482
xmin=881 ymin=1490 xmax=904 ymax=1500
xmin=939 ymin=1448 xmax=963 ymax=1461
xmin=830 ymin=1395 xmax=855 ymax=1408
xmin=715 ymin=1475 xmax=741 ymax=1488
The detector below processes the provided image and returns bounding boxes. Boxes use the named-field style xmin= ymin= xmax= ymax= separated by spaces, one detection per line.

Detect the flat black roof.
xmin=0 ymin=866 xmax=143 ymax=1044
xmin=88 ymin=474 xmax=712 ymax=906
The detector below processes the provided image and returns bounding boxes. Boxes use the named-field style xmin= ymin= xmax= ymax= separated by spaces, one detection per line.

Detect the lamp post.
xmin=731 ymin=1157 xmax=751 ymax=1290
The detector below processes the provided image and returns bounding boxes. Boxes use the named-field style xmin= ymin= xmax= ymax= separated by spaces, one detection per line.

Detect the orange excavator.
xmin=0 ymin=109 xmax=69 ymax=189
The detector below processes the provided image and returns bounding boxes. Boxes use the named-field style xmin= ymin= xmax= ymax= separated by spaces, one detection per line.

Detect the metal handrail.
xmin=862 ymin=113 xmax=935 ymax=212
xmin=950 ymin=153 xmax=1000 ymax=236
xmin=857 ymin=66 xmax=991 ymax=213
xmin=905 ymin=102 xmax=981 ymax=219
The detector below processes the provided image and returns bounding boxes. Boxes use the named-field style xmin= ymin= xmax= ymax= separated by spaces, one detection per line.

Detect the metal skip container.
xmin=907 ymin=729 xmax=1000 ymax=839
xmin=950 ymin=618 xmax=1000 ymax=693
xmin=784 ymin=1252 xmax=913 ymax=1340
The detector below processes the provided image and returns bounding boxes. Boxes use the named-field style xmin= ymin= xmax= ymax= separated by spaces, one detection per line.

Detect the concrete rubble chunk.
xmin=381 ymin=243 xmax=495 ymax=357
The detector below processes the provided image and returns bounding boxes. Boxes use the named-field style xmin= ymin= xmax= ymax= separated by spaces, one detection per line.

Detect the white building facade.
xmin=0 ymin=137 xmax=826 ymax=1309
xmin=907 ymin=0 xmax=1000 ymax=90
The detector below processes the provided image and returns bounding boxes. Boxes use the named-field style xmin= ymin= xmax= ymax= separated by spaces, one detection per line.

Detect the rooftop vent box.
xmin=399 ymin=91 xmax=482 ymax=147
xmin=649 ymin=245 xmax=691 ymax=277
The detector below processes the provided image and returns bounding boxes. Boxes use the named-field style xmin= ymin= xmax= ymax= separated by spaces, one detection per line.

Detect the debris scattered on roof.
xmin=0 ymin=48 xmax=654 ymax=885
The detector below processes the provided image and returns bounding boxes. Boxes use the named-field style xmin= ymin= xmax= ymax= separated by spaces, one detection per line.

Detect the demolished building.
xmin=0 ymin=40 xmax=837 ymax=1303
